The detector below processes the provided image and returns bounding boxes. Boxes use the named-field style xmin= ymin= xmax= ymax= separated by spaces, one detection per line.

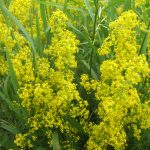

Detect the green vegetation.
xmin=0 ymin=0 xmax=150 ymax=149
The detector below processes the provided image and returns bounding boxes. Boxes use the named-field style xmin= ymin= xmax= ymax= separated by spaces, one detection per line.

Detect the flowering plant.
xmin=0 ymin=0 xmax=149 ymax=149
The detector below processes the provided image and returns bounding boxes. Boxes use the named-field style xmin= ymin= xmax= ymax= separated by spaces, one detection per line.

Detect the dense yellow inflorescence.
xmin=7 ymin=8 xmax=89 ymax=149
xmin=9 ymin=0 xmax=32 ymax=25
xmin=0 ymin=0 xmax=89 ymax=148
xmin=81 ymin=10 xmax=150 ymax=150
xmin=0 ymin=0 xmax=150 ymax=149
xmin=0 ymin=15 xmax=16 ymax=50
xmin=45 ymin=10 xmax=79 ymax=70
xmin=9 ymin=0 xmax=45 ymax=39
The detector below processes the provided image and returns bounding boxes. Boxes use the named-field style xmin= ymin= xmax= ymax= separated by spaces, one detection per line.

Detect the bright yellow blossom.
xmin=81 ymin=10 xmax=150 ymax=150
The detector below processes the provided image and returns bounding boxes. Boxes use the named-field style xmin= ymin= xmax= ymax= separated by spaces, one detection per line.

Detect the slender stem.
xmin=89 ymin=1 xmax=99 ymax=77
xmin=138 ymin=19 xmax=150 ymax=55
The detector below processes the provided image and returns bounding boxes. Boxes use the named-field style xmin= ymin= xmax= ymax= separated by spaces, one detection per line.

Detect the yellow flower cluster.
xmin=5 ymin=7 xmax=89 ymax=148
xmin=9 ymin=0 xmax=45 ymax=39
xmin=81 ymin=10 xmax=150 ymax=150
xmin=0 ymin=15 xmax=16 ymax=50
xmin=9 ymin=0 xmax=32 ymax=26
xmin=0 ymin=1 xmax=89 ymax=148
xmin=0 ymin=1 xmax=149 ymax=149
xmin=56 ymin=0 xmax=85 ymax=25
xmin=12 ymin=46 xmax=35 ymax=85
xmin=45 ymin=10 xmax=79 ymax=70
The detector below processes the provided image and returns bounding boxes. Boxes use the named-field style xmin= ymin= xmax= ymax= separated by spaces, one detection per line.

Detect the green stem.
xmin=138 ymin=19 xmax=150 ymax=55
xmin=89 ymin=0 xmax=99 ymax=77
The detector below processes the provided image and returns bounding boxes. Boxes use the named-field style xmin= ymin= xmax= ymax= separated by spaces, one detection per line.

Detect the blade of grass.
xmin=139 ymin=20 xmax=150 ymax=55
xmin=68 ymin=23 xmax=97 ymax=50
xmin=35 ymin=7 xmax=43 ymax=56
xmin=82 ymin=26 xmax=97 ymax=50
xmin=40 ymin=0 xmax=51 ymax=47
xmin=0 ymin=91 xmax=22 ymax=119
xmin=3 ymin=75 xmax=10 ymax=98
xmin=6 ymin=50 xmax=19 ymax=92
xmin=52 ymin=131 xmax=61 ymax=150
xmin=83 ymin=0 xmax=94 ymax=22
xmin=63 ymin=0 xmax=68 ymax=12
xmin=81 ymin=60 xmax=99 ymax=80
xmin=0 ymin=120 xmax=20 ymax=135
xmin=90 ymin=1 xmax=99 ymax=77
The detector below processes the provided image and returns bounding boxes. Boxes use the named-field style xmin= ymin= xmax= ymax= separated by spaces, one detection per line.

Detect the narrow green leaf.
xmin=0 ymin=120 xmax=19 ymax=135
xmin=52 ymin=131 xmax=61 ymax=150
xmin=83 ymin=0 xmax=94 ymax=21
xmin=3 ymin=75 xmax=10 ymax=98
xmin=63 ymin=0 xmax=68 ymax=12
xmin=81 ymin=60 xmax=99 ymax=80
xmin=68 ymin=23 xmax=96 ymax=50
xmin=35 ymin=7 xmax=43 ymax=55
xmin=81 ymin=26 xmax=97 ymax=50
xmin=139 ymin=20 xmax=150 ymax=55
xmin=6 ymin=50 xmax=19 ymax=92
xmin=0 ymin=91 xmax=13 ymax=108
xmin=65 ymin=116 xmax=85 ymax=135
xmin=0 ymin=91 xmax=23 ymax=120
xmin=40 ymin=0 xmax=51 ymax=46
xmin=67 ymin=22 xmax=84 ymax=36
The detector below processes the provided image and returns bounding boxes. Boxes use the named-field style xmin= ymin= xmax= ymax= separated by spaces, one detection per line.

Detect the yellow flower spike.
xmin=12 ymin=46 xmax=35 ymax=85
xmin=9 ymin=0 xmax=32 ymax=25
xmin=0 ymin=15 xmax=16 ymax=50
xmin=9 ymin=0 xmax=45 ymax=40
xmin=10 ymin=8 xmax=89 ymax=149
xmin=49 ymin=9 xmax=68 ymax=32
xmin=81 ymin=10 xmax=150 ymax=150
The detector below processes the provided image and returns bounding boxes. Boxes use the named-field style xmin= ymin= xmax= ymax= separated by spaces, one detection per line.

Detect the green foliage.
xmin=0 ymin=0 xmax=150 ymax=149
